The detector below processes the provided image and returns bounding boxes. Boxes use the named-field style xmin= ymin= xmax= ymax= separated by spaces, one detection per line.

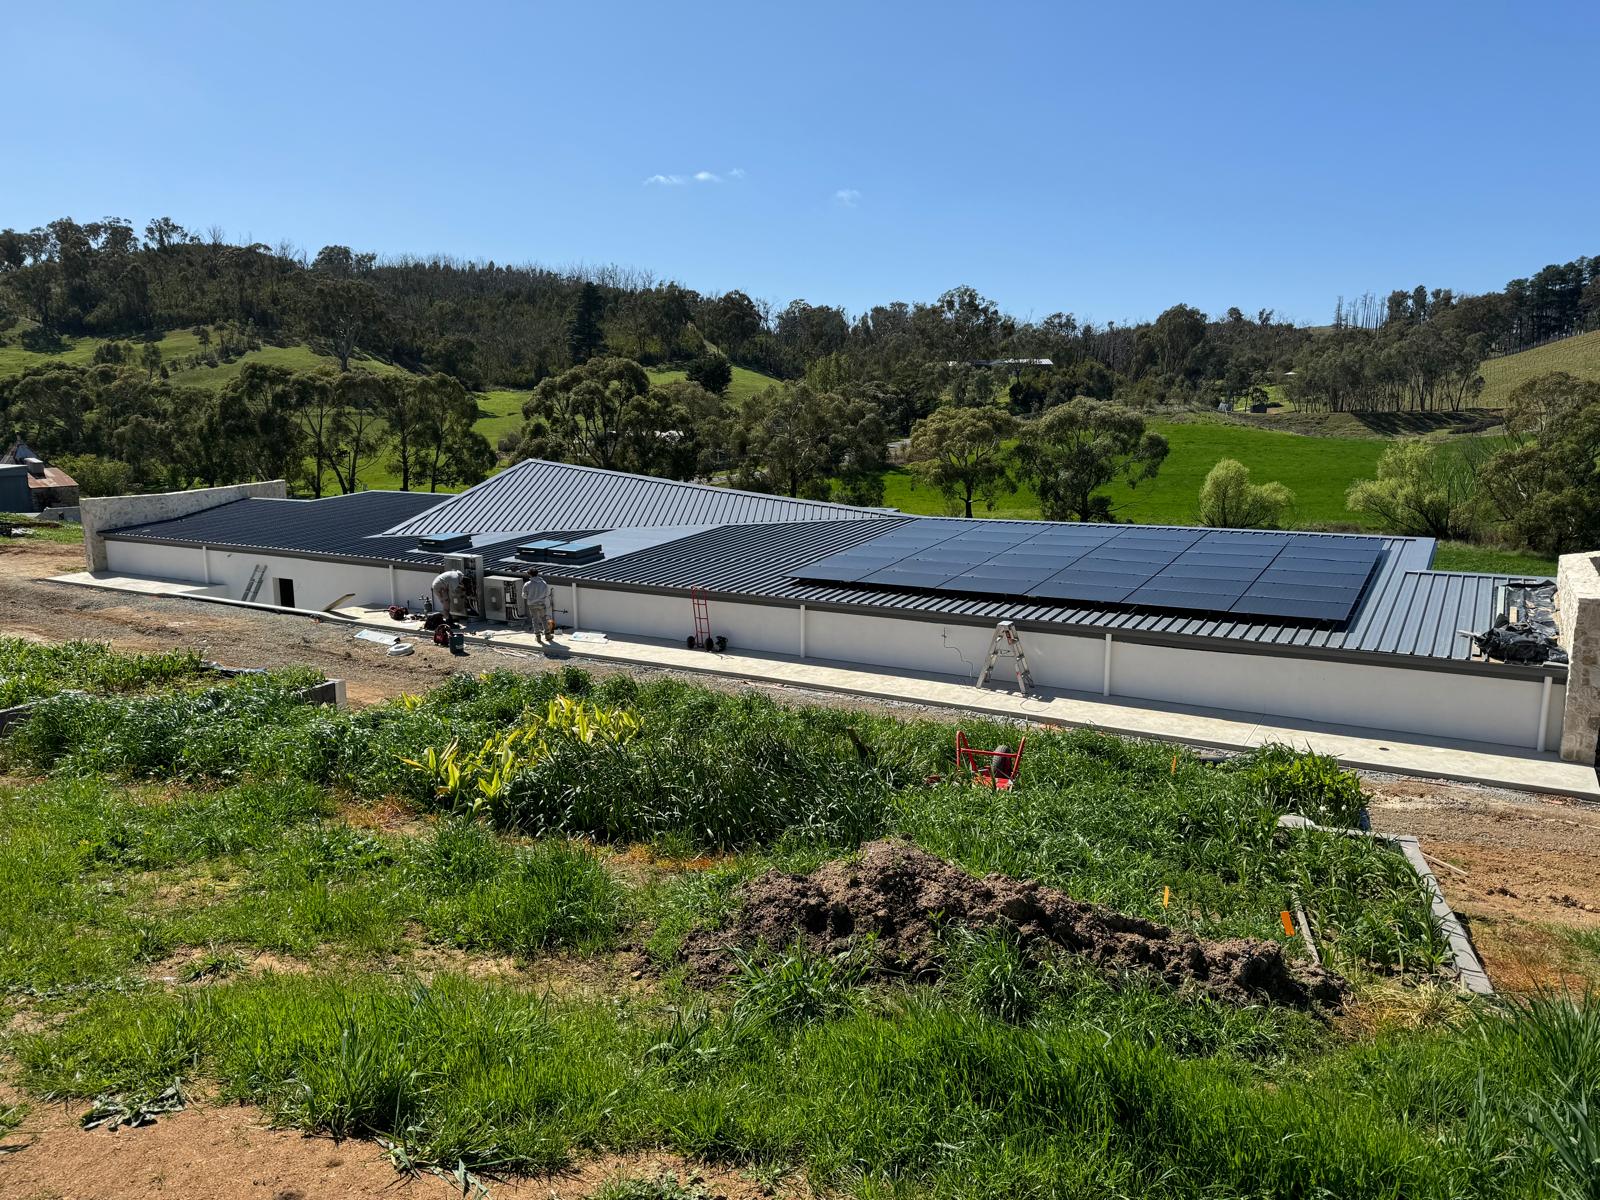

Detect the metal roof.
xmin=550 ymin=516 xmax=1533 ymax=666
xmin=106 ymin=491 xmax=443 ymax=564
xmin=100 ymin=477 xmax=1548 ymax=672
xmin=379 ymin=458 xmax=887 ymax=539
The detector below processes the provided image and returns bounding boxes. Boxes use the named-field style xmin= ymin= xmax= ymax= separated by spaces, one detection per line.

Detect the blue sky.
xmin=5 ymin=1 xmax=1596 ymax=326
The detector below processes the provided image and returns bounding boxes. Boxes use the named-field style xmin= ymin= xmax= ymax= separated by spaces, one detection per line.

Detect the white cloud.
xmin=646 ymin=168 xmax=746 ymax=188
xmin=834 ymin=188 xmax=862 ymax=207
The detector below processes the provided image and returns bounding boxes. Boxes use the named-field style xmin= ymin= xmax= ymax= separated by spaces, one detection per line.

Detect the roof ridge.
xmin=441 ymin=457 xmax=872 ymax=512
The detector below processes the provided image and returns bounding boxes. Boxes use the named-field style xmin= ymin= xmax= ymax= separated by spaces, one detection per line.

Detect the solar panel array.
xmin=793 ymin=521 xmax=1384 ymax=623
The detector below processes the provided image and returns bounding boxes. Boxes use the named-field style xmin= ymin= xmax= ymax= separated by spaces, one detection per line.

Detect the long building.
xmin=81 ymin=459 xmax=1583 ymax=761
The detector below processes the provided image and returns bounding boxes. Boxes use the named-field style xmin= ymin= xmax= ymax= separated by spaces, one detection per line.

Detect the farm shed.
xmin=85 ymin=459 xmax=1578 ymax=760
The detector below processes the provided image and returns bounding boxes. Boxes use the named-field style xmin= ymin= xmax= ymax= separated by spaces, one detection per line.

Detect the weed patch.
xmin=0 ymin=637 xmax=208 ymax=707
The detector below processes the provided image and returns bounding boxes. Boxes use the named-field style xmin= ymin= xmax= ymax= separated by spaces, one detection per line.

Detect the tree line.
xmin=0 ymin=361 xmax=492 ymax=499
xmin=3 ymin=215 xmax=1593 ymax=412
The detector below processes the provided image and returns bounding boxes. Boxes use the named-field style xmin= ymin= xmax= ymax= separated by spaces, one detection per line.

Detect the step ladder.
xmin=977 ymin=620 xmax=1034 ymax=695
xmin=240 ymin=563 xmax=268 ymax=603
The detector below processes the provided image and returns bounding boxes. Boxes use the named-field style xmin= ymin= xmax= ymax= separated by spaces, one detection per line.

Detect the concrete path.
xmin=46 ymin=572 xmax=1600 ymax=801
xmin=331 ymin=603 xmax=1600 ymax=801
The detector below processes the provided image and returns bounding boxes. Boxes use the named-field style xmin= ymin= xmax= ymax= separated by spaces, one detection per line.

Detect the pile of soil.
xmin=684 ymin=839 xmax=1345 ymax=1009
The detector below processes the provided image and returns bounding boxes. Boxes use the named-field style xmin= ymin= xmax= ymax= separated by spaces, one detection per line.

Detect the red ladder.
xmin=689 ymin=587 xmax=712 ymax=649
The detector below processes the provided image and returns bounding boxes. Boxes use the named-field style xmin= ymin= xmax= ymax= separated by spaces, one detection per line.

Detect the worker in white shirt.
xmin=430 ymin=569 xmax=464 ymax=618
xmin=521 ymin=569 xmax=553 ymax=644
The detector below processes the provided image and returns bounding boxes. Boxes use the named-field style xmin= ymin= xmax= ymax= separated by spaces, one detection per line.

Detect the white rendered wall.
xmin=1110 ymin=639 xmax=1558 ymax=751
xmin=568 ymin=585 xmax=1557 ymax=752
xmin=104 ymin=542 xmax=438 ymax=613
xmin=105 ymin=541 xmax=206 ymax=583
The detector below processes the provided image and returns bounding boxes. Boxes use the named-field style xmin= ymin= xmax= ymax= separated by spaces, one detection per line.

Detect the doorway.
xmin=275 ymin=578 xmax=296 ymax=609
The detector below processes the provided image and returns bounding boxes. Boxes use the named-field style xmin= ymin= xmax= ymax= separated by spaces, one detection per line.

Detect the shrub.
xmin=1346 ymin=440 xmax=1479 ymax=539
xmin=1197 ymin=458 xmax=1294 ymax=528
xmin=1242 ymin=744 xmax=1367 ymax=827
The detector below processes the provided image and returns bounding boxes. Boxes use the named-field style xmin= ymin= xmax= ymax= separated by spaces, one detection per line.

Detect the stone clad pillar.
xmin=1556 ymin=551 xmax=1600 ymax=763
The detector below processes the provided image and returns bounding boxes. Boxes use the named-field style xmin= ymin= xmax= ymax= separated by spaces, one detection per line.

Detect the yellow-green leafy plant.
xmin=401 ymin=696 xmax=641 ymax=818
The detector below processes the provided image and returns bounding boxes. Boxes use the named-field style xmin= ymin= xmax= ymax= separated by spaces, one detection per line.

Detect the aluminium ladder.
xmin=976 ymin=620 xmax=1034 ymax=696
xmin=240 ymin=563 xmax=268 ymax=603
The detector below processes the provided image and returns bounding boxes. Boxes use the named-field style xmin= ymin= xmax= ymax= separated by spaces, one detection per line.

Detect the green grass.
xmin=11 ymin=970 xmax=1599 ymax=1196
xmin=646 ymin=364 xmax=781 ymax=405
xmin=1430 ymin=542 xmax=1558 ymax=576
xmin=1479 ymin=329 xmax=1600 ymax=408
xmin=0 ymin=637 xmax=209 ymax=708
xmin=0 ymin=514 xmax=83 ymax=544
xmin=1 ymin=668 xmax=1443 ymax=960
xmin=887 ymin=420 xmax=1389 ymax=528
xmin=0 ymin=327 xmax=412 ymax=392
xmin=1 ymin=664 xmax=1596 ymax=1197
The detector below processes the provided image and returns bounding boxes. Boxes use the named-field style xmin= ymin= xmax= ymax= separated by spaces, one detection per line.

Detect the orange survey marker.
xmin=1163 ymin=886 xmax=1171 ymax=908
xmin=1170 ymin=754 xmax=1177 ymax=774
xmin=1280 ymin=910 xmax=1296 ymax=937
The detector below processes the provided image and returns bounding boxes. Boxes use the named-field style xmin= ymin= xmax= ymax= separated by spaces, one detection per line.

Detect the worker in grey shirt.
xmin=521 ymin=569 xmax=553 ymax=643
xmin=430 ymin=569 xmax=464 ymax=618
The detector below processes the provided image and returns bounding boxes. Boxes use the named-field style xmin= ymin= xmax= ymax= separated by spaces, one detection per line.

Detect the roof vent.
xmin=516 ymin=538 xmax=603 ymax=564
xmin=417 ymin=532 xmax=473 ymax=552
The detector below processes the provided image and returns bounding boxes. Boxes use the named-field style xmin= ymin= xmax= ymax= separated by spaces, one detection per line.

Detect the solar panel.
xmin=793 ymin=520 xmax=1385 ymax=624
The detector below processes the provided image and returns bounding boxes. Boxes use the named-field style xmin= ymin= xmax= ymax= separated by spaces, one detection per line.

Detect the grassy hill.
xmin=0 ymin=328 xmax=408 ymax=391
xmin=881 ymin=420 xmax=1555 ymax=575
xmin=646 ymin=363 xmax=778 ymax=403
xmin=884 ymin=421 xmax=1387 ymax=529
xmin=1477 ymin=328 xmax=1600 ymax=407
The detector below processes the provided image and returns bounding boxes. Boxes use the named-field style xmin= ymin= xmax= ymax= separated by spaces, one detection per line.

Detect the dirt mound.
xmin=684 ymin=839 xmax=1344 ymax=1009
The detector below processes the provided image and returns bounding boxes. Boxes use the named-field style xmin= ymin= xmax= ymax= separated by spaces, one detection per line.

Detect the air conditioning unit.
xmin=482 ymin=575 xmax=524 ymax=624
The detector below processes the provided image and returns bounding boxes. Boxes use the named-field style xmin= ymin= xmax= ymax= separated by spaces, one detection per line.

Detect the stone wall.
xmin=1556 ymin=551 xmax=1600 ymax=762
xmin=80 ymin=480 xmax=287 ymax=571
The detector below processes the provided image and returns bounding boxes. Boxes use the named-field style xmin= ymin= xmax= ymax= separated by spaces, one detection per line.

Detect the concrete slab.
xmin=45 ymin=575 xmax=1600 ymax=801
xmin=51 ymin=571 xmax=230 ymax=599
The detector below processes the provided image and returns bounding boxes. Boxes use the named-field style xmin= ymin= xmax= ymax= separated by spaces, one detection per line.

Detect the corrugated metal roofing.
xmin=101 ymin=477 xmax=1545 ymax=670
xmin=107 ymin=491 xmax=443 ymax=564
xmin=380 ymin=458 xmax=886 ymax=538
xmin=550 ymin=516 xmax=1528 ymax=664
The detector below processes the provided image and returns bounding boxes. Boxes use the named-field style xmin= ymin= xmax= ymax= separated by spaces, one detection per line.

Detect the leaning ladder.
xmin=977 ymin=620 xmax=1034 ymax=695
xmin=689 ymin=587 xmax=712 ymax=649
xmin=240 ymin=563 xmax=268 ymax=603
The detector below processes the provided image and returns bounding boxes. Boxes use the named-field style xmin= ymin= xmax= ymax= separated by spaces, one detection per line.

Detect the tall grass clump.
xmin=0 ymin=637 xmax=209 ymax=706
xmin=1240 ymin=742 xmax=1368 ymax=826
xmin=3 ymin=668 xmax=325 ymax=779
